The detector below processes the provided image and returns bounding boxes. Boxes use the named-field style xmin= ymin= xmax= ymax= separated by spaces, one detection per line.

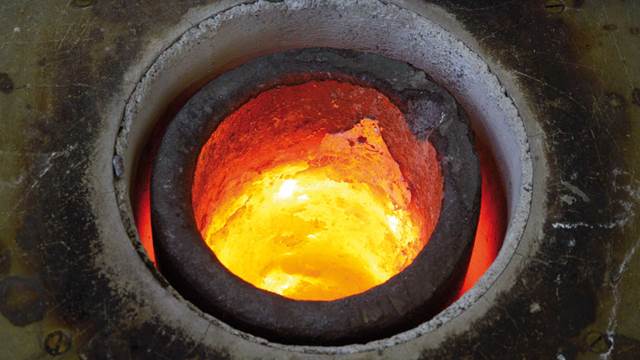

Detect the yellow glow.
xmin=276 ymin=179 xmax=298 ymax=199
xmin=201 ymin=120 xmax=424 ymax=301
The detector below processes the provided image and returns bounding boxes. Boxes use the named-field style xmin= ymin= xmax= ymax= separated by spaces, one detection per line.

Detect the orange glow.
xmin=133 ymin=79 xmax=205 ymax=265
xmin=134 ymin=79 xmax=507 ymax=302
xmin=192 ymin=81 xmax=443 ymax=301
xmin=134 ymin=159 xmax=155 ymax=263
xmin=456 ymin=143 xmax=507 ymax=296
xmin=199 ymin=120 xmax=423 ymax=300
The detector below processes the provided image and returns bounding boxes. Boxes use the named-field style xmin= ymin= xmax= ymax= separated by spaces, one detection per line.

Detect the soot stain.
xmin=14 ymin=0 xmax=244 ymax=358
xmin=420 ymin=0 xmax=629 ymax=358
xmin=632 ymin=88 xmax=640 ymax=107
xmin=0 ymin=73 xmax=15 ymax=94
xmin=0 ymin=276 xmax=46 ymax=327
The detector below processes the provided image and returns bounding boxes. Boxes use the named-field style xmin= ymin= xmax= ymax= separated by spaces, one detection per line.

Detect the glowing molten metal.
xmin=192 ymin=81 xmax=443 ymax=301
xmin=135 ymin=80 xmax=507 ymax=302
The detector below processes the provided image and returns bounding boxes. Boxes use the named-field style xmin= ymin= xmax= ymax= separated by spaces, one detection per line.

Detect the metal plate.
xmin=0 ymin=0 xmax=639 ymax=358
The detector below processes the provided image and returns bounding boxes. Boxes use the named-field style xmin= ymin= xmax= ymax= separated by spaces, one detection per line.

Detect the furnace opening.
xmin=113 ymin=2 xmax=532 ymax=347
xmin=191 ymin=81 xmax=443 ymax=301
xmin=131 ymin=68 xmax=507 ymax=305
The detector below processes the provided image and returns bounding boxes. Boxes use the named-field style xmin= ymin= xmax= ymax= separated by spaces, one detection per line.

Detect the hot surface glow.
xmin=135 ymin=80 xmax=506 ymax=303
xmin=200 ymin=121 xmax=422 ymax=300
xmin=192 ymin=81 xmax=443 ymax=301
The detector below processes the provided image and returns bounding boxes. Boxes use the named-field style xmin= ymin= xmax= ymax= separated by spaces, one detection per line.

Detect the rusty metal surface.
xmin=0 ymin=0 xmax=639 ymax=359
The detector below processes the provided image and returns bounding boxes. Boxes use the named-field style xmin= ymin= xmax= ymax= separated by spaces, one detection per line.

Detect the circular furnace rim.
xmin=150 ymin=47 xmax=481 ymax=346
xmin=113 ymin=0 xmax=534 ymax=354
